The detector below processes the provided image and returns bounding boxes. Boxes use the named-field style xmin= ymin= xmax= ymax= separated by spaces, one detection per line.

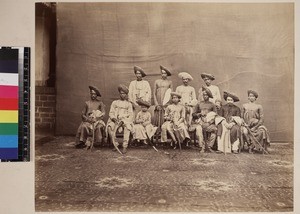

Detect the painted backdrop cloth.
xmin=55 ymin=3 xmax=294 ymax=142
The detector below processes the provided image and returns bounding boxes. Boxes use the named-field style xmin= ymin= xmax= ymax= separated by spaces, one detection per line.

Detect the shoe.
xmin=199 ymin=147 xmax=204 ymax=153
xmin=207 ymin=147 xmax=215 ymax=153
xmin=122 ymin=148 xmax=127 ymax=154
xmin=249 ymin=148 xmax=254 ymax=154
xmin=232 ymin=150 xmax=238 ymax=154
xmin=172 ymin=141 xmax=178 ymax=149
xmin=185 ymin=138 xmax=191 ymax=147
xmin=75 ymin=142 xmax=84 ymax=149
xmin=103 ymin=138 xmax=108 ymax=144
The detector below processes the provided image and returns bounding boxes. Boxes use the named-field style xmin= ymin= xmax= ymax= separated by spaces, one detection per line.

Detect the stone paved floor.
xmin=35 ymin=136 xmax=293 ymax=212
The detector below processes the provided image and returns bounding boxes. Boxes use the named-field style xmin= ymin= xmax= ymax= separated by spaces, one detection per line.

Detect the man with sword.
xmin=106 ymin=84 xmax=134 ymax=154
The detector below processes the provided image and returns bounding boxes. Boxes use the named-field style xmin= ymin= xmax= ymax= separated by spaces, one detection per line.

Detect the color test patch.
xmin=0 ymin=48 xmax=19 ymax=160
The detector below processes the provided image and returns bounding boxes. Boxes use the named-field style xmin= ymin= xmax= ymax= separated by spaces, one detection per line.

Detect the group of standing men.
xmin=75 ymin=65 xmax=270 ymax=154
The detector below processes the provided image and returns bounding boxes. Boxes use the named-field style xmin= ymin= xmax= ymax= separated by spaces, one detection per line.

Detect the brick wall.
xmin=35 ymin=86 xmax=56 ymax=130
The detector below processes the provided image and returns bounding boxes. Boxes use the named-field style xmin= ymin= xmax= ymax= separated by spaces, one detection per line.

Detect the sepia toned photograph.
xmin=35 ymin=2 xmax=294 ymax=212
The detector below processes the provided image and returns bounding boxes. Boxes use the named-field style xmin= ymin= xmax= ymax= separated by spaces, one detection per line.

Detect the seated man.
xmin=217 ymin=91 xmax=242 ymax=154
xmin=241 ymin=90 xmax=270 ymax=153
xmin=161 ymin=92 xmax=190 ymax=148
xmin=75 ymin=86 xmax=105 ymax=148
xmin=191 ymin=86 xmax=217 ymax=153
xmin=106 ymin=84 xmax=134 ymax=154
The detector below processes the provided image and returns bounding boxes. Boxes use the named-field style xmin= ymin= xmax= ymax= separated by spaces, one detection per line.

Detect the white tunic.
xmin=128 ymin=80 xmax=151 ymax=105
xmin=175 ymin=85 xmax=197 ymax=106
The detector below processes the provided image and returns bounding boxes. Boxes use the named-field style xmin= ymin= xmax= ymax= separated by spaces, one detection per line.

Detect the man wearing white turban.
xmin=175 ymin=72 xmax=197 ymax=127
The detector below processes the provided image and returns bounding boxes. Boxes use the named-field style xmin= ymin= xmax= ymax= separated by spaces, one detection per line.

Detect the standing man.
xmin=200 ymin=73 xmax=221 ymax=104
xmin=218 ymin=91 xmax=242 ymax=154
xmin=153 ymin=65 xmax=173 ymax=128
xmin=176 ymin=72 xmax=197 ymax=126
xmin=128 ymin=66 xmax=151 ymax=110
xmin=106 ymin=84 xmax=134 ymax=154
xmin=192 ymin=86 xmax=217 ymax=152
xmin=75 ymin=86 xmax=106 ymax=148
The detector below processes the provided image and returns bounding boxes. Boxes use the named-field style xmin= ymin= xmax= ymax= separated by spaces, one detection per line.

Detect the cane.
xmin=239 ymin=126 xmax=244 ymax=153
xmin=244 ymin=125 xmax=269 ymax=154
xmin=91 ymin=123 xmax=95 ymax=151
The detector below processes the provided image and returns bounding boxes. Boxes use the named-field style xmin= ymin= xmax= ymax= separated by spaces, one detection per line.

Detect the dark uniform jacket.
xmin=220 ymin=103 xmax=241 ymax=122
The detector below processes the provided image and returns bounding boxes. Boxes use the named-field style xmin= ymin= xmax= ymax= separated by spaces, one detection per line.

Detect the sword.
xmin=112 ymin=119 xmax=124 ymax=155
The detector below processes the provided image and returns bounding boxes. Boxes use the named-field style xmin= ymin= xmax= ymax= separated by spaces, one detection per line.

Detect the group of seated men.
xmin=75 ymin=65 xmax=270 ymax=154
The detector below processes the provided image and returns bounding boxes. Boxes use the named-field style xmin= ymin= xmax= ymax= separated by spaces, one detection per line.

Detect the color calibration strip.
xmin=0 ymin=48 xmax=19 ymax=159
xmin=0 ymin=47 xmax=30 ymax=161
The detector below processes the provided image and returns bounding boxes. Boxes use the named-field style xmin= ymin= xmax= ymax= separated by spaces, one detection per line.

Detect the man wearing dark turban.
xmin=241 ymin=90 xmax=270 ymax=153
xmin=153 ymin=65 xmax=173 ymax=128
xmin=106 ymin=84 xmax=134 ymax=154
xmin=191 ymin=86 xmax=217 ymax=152
xmin=217 ymin=91 xmax=242 ymax=154
xmin=75 ymin=86 xmax=106 ymax=148
xmin=128 ymin=66 xmax=151 ymax=109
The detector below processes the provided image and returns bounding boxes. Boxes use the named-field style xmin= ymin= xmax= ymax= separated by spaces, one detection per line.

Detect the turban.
xmin=223 ymin=91 xmax=239 ymax=102
xmin=134 ymin=65 xmax=146 ymax=77
xmin=247 ymin=90 xmax=258 ymax=98
xmin=136 ymin=99 xmax=151 ymax=108
xmin=118 ymin=84 xmax=129 ymax=94
xmin=160 ymin=65 xmax=171 ymax=76
xmin=178 ymin=72 xmax=193 ymax=81
xmin=89 ymin=85 xmax=101 ymax=97
xmin=201 ymin=73 xmax=215 ymax=81
xmin=170 ymin=91 xmax=182 ymax=99
xmin=202 ymin=86 xmax=213 ymax=99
